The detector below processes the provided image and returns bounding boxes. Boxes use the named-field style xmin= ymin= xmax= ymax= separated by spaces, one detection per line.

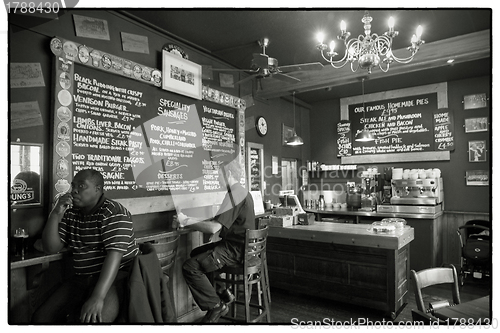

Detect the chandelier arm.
xmin=389 ymin=51 xmax=417 ymax=64
xmin=375 ymin=35 xmax=393 ymax=56
xmin=378 ymin=61 xmax=390 ymax=72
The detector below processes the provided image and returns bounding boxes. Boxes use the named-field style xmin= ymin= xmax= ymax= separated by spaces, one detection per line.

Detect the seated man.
xmin=32 ymin=169 xmax=139 ymax=323
xmin=179 ymin=159 xmax=255 ymax=323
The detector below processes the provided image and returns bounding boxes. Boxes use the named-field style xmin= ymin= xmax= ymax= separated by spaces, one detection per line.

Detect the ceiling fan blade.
xmin=273 ymin=73 xmax=301 ymax=83
xmin=277 ymin=62 xmax=324 ymax=73
xmin=234 ymin=73 xmax=259 ymax=85
xmin=211 ymin=68 xmax=252 ymax=72
xmin=252 ymin=53 xmax=269 ymax=69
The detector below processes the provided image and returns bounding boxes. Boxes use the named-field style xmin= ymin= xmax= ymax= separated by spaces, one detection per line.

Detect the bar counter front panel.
xmin=305 ymin=208 xmax=443 ymax=272
xmin=266 ymin=222 xmax=414 ymax=319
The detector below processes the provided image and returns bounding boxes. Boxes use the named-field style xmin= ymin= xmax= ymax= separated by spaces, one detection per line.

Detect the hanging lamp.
xmin=286 ymin=91 xmax=304 ymax=146
xmin=355 ymin=78 xmax=375 ymax=142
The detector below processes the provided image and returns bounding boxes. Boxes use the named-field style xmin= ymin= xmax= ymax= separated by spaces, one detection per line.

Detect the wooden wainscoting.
xmin=441 ymin=211 xmax=490 ymax=268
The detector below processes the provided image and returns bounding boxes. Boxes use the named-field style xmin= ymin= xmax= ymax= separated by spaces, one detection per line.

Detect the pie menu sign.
xmin=342 ymin=92 xmax=454 ymax=156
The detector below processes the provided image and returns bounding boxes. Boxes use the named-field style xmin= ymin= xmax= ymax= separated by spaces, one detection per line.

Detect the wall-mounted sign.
xmin=163 ymin=43 xmax=188 ymax=59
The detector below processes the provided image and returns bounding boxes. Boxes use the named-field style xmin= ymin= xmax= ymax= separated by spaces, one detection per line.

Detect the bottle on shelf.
xmin=318 ymin=195 xmax=326 ymax=209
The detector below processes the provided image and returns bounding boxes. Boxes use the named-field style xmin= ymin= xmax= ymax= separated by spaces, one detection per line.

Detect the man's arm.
xmin=42 ymin=193 xmax=72 ymax=254
xmin=80 ymin=250 xmax=123 ymax=323
xmin=178 ymin=213 xmax=222 ymax=234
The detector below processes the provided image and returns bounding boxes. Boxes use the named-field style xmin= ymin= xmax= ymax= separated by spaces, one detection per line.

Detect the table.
xmin=434 ymin=296 xmax=491 ymax=324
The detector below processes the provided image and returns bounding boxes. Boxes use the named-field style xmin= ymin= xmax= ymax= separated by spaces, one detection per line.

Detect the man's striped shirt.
xmin=59 ymin=195 xmax=139 ymax=275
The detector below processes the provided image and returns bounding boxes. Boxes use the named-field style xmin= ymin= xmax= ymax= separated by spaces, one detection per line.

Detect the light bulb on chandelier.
xmin=316 ymin=11 xmax=424 ymax=74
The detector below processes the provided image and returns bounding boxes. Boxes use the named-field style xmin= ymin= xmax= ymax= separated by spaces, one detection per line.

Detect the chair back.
xmin=148 ymin=236 xmax=180 ymax=275
xmin=243 ymin=227 xmax=268 ymax=268
xmin=410 ymin=264 xmax=461 ymax=313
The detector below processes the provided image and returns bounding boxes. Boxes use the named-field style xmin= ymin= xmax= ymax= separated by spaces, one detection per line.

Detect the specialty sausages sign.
xmin=344 ymin=92 xmax=454 ymax=156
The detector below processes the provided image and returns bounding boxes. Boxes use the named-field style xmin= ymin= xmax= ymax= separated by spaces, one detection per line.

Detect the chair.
xmin=411 ymin=309 xmax=444 ymax=325
xmin=410 ymin=264 xmax=461 ymax=314
xmin=213 ymin=226 xmax=271 ymax=323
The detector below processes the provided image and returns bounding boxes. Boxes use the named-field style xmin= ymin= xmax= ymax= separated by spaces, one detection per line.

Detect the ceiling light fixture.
xmin=355 ymin=78 xmax=375 ymax=142
xmin=316 ymin=11 xmax=424 ymax=74
xmin=286 ymin=91 xmax=304 ymax=146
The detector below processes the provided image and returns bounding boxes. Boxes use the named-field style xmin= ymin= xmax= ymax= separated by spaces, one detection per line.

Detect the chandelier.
xmin=316 ymin=11 xmax=424 ymax=74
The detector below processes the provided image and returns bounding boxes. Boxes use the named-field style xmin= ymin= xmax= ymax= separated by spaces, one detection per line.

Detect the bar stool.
xmin=213 ymin=226 xmax=271 ymax=323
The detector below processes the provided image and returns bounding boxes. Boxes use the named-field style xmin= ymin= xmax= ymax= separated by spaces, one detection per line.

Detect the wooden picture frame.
xmin=468 ymin=140 xmax=487 ymax=162
xmin=464 ymin=117 xmax=488 ymax=133
xmin=282 ymin=124 xmax=294 ymax=146
xmin=463 ymin=93 xmax=488 ymax=110
xmin=466 ymin=170 xmax=489 ymax=186
xmin=162 ymin=50 xmax=202 ymax=100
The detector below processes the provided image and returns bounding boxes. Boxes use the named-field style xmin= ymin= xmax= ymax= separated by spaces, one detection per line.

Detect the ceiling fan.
xmin=214 ymin=38 xmax=324 ymax=86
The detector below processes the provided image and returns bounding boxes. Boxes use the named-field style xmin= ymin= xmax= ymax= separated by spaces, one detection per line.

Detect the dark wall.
xmin=310 ymin=76 xmax=491 ymax=213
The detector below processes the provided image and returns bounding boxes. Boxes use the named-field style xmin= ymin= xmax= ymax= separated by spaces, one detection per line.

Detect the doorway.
xmin=281 ymin=159 xmax=298 ymax=195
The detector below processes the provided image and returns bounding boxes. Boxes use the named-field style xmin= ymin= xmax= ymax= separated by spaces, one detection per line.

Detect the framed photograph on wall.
xmin=468 ymin=140 xmax=487 ymax=162
xmin=463 ymin=93 xmax=488 ymax=110
xmin=162 ymin=50 xmax=202 ymax=100
xmin=464 ymin=117 xmax=488 ymax=133
xmin=465 ymin=170 xmax=489 ymax=186
xmin=282 ymin=124 xmax=294 ymax=146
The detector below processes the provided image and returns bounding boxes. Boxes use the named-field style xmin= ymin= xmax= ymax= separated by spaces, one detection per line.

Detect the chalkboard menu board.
xmin=247 ymin=142 xmax=264 ymax=194
xmin=348 ymin=92 xmax=454 ymax=155
xmin=433 ymin=110 xmax=455 ymax=151
xmin=50 ymin=37 xmax=244 ymax=203
xmin=336 ymin=120 xmax=352 ymax=157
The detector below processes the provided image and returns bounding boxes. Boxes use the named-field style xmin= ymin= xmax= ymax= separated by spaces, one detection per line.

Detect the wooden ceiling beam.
xmin=255 ymin=29 xmax=490 ymax=100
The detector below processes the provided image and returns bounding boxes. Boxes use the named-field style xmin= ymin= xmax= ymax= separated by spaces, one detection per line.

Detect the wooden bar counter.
xmin=266 ymin=222 xmax=414 ymax=319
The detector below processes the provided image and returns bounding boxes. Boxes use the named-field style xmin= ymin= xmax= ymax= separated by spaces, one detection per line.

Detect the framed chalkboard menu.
xmin=340 ymin=83 xmax=452 ymax=164
xmin=50 ymin=37 xmax=246 ymax=212
xmin=247 ymin=142 xmax=264 ymax=195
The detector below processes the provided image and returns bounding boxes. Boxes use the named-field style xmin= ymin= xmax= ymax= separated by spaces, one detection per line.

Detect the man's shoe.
xmin=201 ymin=303 xmax=229 ymax=323
xmin=217 ymin=289 xmax=236 ymax=304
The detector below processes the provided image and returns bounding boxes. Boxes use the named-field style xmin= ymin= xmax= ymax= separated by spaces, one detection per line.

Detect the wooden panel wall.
xmin=441 ymin=211 xmax=490 ymax=269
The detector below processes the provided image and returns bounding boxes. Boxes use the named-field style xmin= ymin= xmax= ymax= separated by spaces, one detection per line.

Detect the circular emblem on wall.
xmin=101 ymin=54 xmax=112 ymax=70
xmin=112 ymin=56 xmax=123 ymax=71
xmin=123 ymin=60 xmax=132 ymax=77
xmin=163 ymin=43 xmax=188 ymax=59
xmin=56 ymin=158 xmax=70 ymax=179
xmin=57 ymin=106 xmax=71 ymax=122
xmin=90 ymin=50 xmax=101 ymax=67
xmin=54 ymin=179 xmax=71 ymax=194
xmin=58 ymin=89 xmax=72 ymax=106
xmin=50 ymin=38 xmax=63 ymax=56
xmin=133 ymin=65 xmax=142 ymax=79
xmin=59 ymin=72 xmax=71 ymax=90
xmin=78 ymin=45 xmax=90 ymax=64
xmin=56 ymin=140 xmax=71 ymax=157
xmin=141 ymin=67 xmax=152 ymax=82
xmin=63 ymin=41 xmax=78 ymax=60
xmin=152 ymin=69 xmax=162 ymax=86
xmin=57 ymin=121 xmax=70 ymax=141
xmin=59 ymin=58 xmax=72 ymax=72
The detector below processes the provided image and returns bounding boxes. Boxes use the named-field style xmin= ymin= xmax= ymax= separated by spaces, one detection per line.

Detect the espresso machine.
xmin=377 ymin=178 xmax=444 ymax=214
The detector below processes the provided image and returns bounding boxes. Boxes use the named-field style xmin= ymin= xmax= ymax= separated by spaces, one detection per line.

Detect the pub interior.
xmin=8 ymin=8 xmax=493 ymax=325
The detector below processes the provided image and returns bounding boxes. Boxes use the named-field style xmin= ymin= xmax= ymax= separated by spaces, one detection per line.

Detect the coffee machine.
xmin=377 ymin=178 xmax=444 ymax=214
